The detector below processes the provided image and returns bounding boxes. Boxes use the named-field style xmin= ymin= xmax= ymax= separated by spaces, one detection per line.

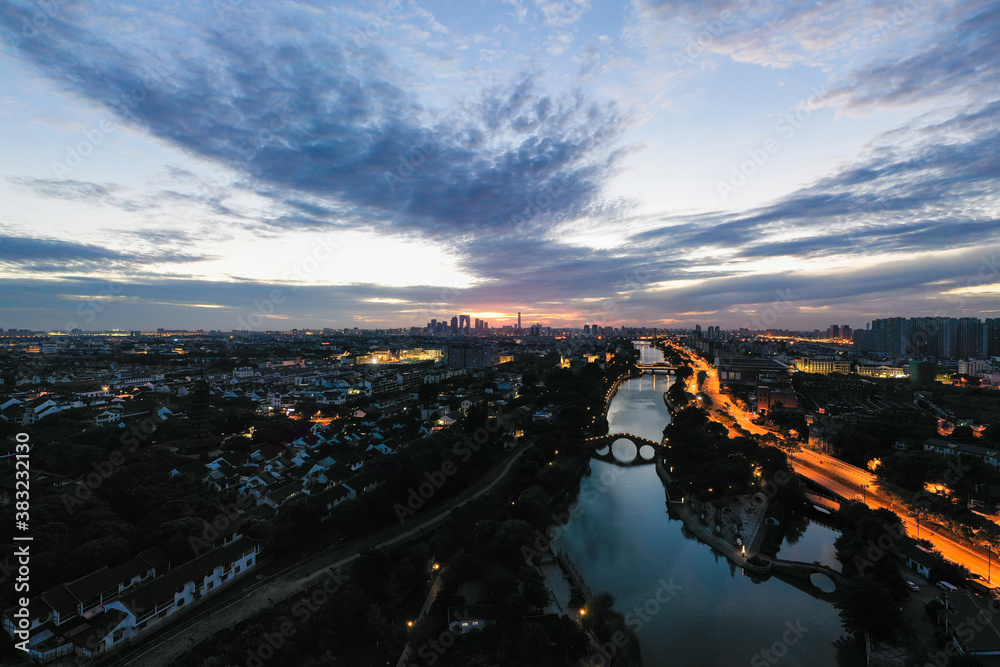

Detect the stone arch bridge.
xmin=583 ymin=433 xmax=667 ymax=466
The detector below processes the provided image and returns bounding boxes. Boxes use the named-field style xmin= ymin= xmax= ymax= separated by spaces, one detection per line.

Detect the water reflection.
xmin=551 ymin=342 xmax=861 ymax=666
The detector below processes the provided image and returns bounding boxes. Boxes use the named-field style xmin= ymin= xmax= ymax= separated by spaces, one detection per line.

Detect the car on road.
xmin=905 ymin=580 xmax=920 ymax=592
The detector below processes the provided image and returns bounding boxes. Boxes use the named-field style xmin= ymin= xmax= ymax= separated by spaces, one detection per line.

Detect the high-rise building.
xmin=459 ymin=314 xmax=470 ymax=334
xmin=986 ymin=319 xmax=1000 ymax=357
xmin=446 ymin=345 xmax=496 ymax=369
xmin=956 ymin=317 xmax=984 ymax=358
xmin=450 ymin=316 xmax=458 ymax=335
xmin=857 ymin=317 xmax=992 ymax=358
xmin=517 ymin=312 xmax=521 ymax=332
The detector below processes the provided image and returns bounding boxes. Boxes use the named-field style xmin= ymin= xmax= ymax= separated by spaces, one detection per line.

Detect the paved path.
xmin=395 ymin=575 xmax=442 ymax=667
xmin=102 ymin=440 xmax=535 ymax=667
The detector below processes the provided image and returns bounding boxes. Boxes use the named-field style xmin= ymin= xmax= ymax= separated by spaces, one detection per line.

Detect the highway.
xmin=660 ymin=339 xmax=999 ymax=586
xmin=790 ymin=450 xmax=997 ymax=584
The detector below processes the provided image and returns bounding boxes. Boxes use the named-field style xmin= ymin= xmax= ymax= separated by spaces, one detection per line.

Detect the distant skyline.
xmin=1 ymin=1 xmax=999 ymax=331
xmin=12 ymin=315 xmax=1000 ymax=336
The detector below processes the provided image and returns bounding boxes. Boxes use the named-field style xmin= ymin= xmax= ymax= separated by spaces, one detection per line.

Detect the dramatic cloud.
xmin=0 ymin=0 xmax=997 ymax=329
xmin=1 ymin=1 xmax=626 ymax=237
xmin=825 ymin=0 xmax=1000 ymax=110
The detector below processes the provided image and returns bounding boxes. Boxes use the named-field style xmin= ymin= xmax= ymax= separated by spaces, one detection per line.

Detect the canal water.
xmin=551 ymin=342 xmax=859 ymax=666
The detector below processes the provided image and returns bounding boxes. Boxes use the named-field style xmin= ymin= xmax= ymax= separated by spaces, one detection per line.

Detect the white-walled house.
xmin=2 ymin=539 xmax=262 ymax=663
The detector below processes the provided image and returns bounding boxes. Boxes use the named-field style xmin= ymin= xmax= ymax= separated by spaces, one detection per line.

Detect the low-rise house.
xmin=924 ymin=437 xmax=1000 ymax=468
xmin=895 ymin=542 xmax=940 ymax=579
xmin=447 ymin=605 xmax=496 ymax=634
xmin=263 ymin=480 xmax=303 ymax=508
xmin=314 ymin=483 xmax=356 ymax=516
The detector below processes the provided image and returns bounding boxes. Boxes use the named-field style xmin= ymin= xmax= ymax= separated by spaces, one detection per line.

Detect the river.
xmin=550 ymin=341 xmax=861 ymax=666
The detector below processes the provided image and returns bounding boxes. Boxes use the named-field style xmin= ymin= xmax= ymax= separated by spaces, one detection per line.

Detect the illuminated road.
xmin=660 ymin=339 xmax=1000 ymax=587
xmin=790 ymin=452 xmax=997 ymax=584
xmin=659 ymin=341 xmax=768 ymax=437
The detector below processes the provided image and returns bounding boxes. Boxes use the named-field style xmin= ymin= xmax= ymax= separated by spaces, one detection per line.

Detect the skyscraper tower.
xmin=517 ymin=312 xmax=521 ymax=332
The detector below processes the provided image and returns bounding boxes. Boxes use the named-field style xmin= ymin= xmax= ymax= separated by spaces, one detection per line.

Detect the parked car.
xmin=906 ymin=580 xmax=920 ymax=592
xmin=937 ymin=581 xmax=958 ymax=592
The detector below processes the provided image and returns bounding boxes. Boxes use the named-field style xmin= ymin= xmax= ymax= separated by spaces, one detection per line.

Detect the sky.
xmin=0 ymin=0 xmax=999 ymax=332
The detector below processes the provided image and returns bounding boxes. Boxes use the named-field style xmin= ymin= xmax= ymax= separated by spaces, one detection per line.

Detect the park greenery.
xmin=833 ymin=502 xmax=908 ymax=641
xmin=176 ymin=344 xmax=643 ymax=666
xmin=0 ymin=337 xmax=649 ymax=664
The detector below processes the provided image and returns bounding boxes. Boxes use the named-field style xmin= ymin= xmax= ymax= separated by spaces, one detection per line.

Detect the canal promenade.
xmin=556 ymin=341 xmax=853 ymax=665
xmin=658 ymin=461 xmax=770 ymax=571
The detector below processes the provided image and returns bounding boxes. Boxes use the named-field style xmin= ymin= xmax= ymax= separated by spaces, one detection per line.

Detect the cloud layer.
xmin=1 ymin=0 xmax=999 ymax=329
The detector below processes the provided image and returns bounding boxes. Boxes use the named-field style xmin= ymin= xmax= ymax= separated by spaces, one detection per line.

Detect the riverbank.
xmin=602 ymin=369 xmax=640 ymax=420
xmin=554 ymin=344 xmax=856 ymax=666
xmin=659 ymin=465 xmax=770 ymax=572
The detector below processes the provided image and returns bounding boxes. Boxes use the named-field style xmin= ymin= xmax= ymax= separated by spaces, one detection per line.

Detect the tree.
xmin=951 ymin=425 xmax=974 ymax=441
xmin=836 ymin=576 xmax=903 ymax=640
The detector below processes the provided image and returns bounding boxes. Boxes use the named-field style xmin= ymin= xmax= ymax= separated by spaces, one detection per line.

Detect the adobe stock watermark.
xmin=61 ymin=398 xmax=178 ymax=514
xmin=624 ymin=577 xmax=682 ymax=634
xmin=580 ymin=578 xmax=682 ymax=667
xmin=848 ymin=458 xmax=971 ymax=576
xmin=508 ymin=174 xmax=570 ymax=228
xmin=64 ymin=279 xmax=127 ymax=333
xmin=188 ymin=494 xmax=257 ymax=556
xmin=750 ymin=620 xmax=810 ymax=666
xmin=717 ymin=82 xmax=828 ymax=203
xmin=350 ymin=0 xmax=405 ymax=49
xmin=872 ymin=0 xmax=925 ymax=42
xmin=673 ymin=0 xmax=753 ymax=71
xmin=404 ymin=607 xmax=489 ymax=667
xmin=213 ymin=0 xmax=264 ymax=21
xmin=52 ymin=64 xmax=170 ymax=178
xmin=245 ymin=568 xmax=350 ymax=666
xmin=889 ymin=249 xmax=997 ymax=358
xmin=236 ymin=233 xmax=340 ymax=330
xmin=393 ymin=416 xmax=507 ymax=523
xmin=742 ymin=288 xmax=795 ymax=332
xmin=923 ymin=600 xmax=1000 ymax=666
xmin=587 ymin=266 xmax=656 ymax=326
xmin=383 ymin=140 xmax=438 ymax=193
xmin=750 ymin=468 xmax=793 ymax=508
xmin=4 ymin=0 xmax=71 ymax=43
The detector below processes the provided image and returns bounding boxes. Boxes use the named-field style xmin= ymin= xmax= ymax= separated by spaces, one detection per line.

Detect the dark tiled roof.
xmin=64 ymin=548 xmax=162 ymax=603
xmin=67 ymin=608 xmax=129 ymax=649
xmin=39 ymin=585 xmax=78 ymax=618
xmin=139 ymin=547 xmax=170 ymax=573
xmin=121 ymin=537 xmax=261 ymax=615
